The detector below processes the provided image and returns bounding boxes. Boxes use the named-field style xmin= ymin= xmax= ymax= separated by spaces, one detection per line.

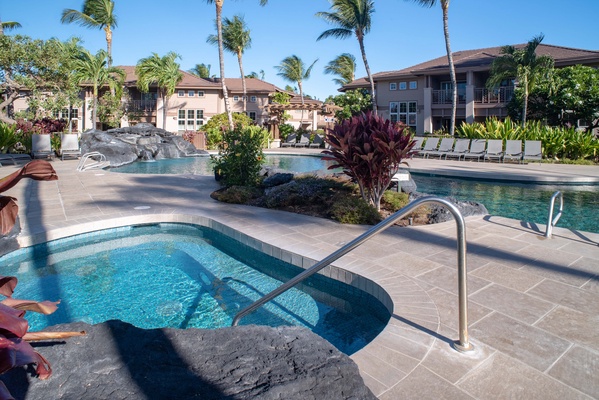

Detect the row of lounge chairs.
xmin=0 ymin=133 xmax=82 ymax=167
xmin=281 ymin=133 xmax=325 ymax=148
xmin=413 ymin=137 xmax=542 ymax=163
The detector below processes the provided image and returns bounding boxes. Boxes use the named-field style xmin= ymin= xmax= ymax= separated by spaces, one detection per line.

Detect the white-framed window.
xmin=188 ymin=90 xmax=195 ymax=97
xmin=178 ymin=90 xmax=185 ymax=97
xmin=390 ymin=83 xmax=397 ymax=91
xmin=249 ymin=111 xmax=256 ymax=121
xmin=399 ymin=82 xmax=407 ymax=90
xmin=250 ymin=96 xmax=257 ymax=102
xmin=389 ymin=101 xmax=417 ymax=130
xmin=52 ymin=108 xmax=79 ymax=120
xmin=242 ymin=95 xmax=247 ymax=101
xmin=409 ymin=81 xmax=417 ymax=90
xmin=233 ymin=96 xmax=239 ymax=101
xmin=178 ymin=109 xmax=204 ymax=131
xmin=197 ymin=91 xmax=205 ymax=97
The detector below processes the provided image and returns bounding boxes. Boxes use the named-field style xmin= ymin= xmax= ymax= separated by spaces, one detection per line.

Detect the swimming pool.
xmin=112 ymin=154 xmax=337 ymax=175
xmin=0 ymin=223 xmax=390 ymax=355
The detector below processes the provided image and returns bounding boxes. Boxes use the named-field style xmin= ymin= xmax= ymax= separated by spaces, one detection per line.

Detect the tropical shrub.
xmin=330 ymin=195 xmax=381 ymax=225
xmin=212 ymin=185 xmax=263 ymax=204
xmin=211 ymin=125 xmax=266 ymax=187
xmin=0 ymin=122 xmax=20 ymax=154
xmin=323 ymin=111 xmax=415 ymax=211
xmin=278 ymin=123 xmax=294 ymax=141
xmin=200 ymin=112 xmax=254 ymax=149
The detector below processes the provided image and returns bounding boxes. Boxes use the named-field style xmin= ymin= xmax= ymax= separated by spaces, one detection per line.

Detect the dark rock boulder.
xmin=80 ymin=124 xmax=208 ymax=167
xmin=263 ymin=172 xmax=294 ymax=187
xmin=1 ymin=320 xmax=375 ymax=400
xmin=410 ymin=192 xmax=489 ymax=223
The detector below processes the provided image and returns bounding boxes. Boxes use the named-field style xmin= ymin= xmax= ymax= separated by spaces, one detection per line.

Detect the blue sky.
xmin=3 ymin=0 xmax=599 ymax=101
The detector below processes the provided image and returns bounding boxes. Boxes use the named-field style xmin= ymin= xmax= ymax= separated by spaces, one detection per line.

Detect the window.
xmin=233 ymin=96 xmax=239 ymax=101
xmin=188 ymin=90 xmax=195 ymax=97
xmin=249 ymin=112 xmax=256 ymax=121
xmin=178 ymin=90 xmax=185 ymax=97
xmin=441 ymin=81 xmax=467 ymax=102
xmin=197 ymin=91 xmax=205 ymax=97
xmin=250 ymin=96 xmax=257 ymax=103
xmin=52 ymin=108 xmax=79 ymax=120
xmin=178 ymin=109 xmax=204 ymax=131
xmin=409 ymin=81 xmax=417 ymax=90
xmin=399 ymin=82 xmax=407 ymax=90
xmin=390 ymin=83 xmax=397 ymax=91
xmin=389 ymin=101 xmax=417 ymax=130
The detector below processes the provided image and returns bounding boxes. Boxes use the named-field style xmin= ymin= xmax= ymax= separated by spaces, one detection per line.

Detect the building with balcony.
xmin=341 ymin=43 xmax=599 ymax=135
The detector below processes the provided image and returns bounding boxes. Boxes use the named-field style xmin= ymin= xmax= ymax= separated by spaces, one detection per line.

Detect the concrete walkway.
xmin=2 ymin=158 xmax=599 ymax=399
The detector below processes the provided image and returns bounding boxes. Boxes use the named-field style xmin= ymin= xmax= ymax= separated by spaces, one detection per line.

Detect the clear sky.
xmin=3 ymin=0 xmax=599 ymax=101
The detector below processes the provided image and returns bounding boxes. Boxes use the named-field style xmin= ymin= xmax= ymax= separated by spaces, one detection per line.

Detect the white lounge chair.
xmin=462 ymin=139 xmax=486 ymax=162
xmin=484 ymin=140 xmax=504 ymax=162
xmin=0 ymin=153 xmax=32 ymax=166
xmin=418 ymin=137 xmax=440 ymax=158
xmin=503 ymin=140 xmax=523 ymax=163
xmin=523 ymin=140 xmax=542 ymax=163
xmin=427 ymin=138 xmax=455 ymax=159
xmin=32 ymin=134 xmax=55 ymax=159
xmin=59 ymin=133 xmax=81 ymax=160
xmin=445 ymin=139 xmax=471 ymax=160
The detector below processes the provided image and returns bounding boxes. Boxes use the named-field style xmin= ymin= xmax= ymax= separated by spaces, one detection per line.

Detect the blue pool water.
xmin=112 ymin=154 xmax=337 ymax=175
xmin=0 ymin=224 xmax=390 ymax=355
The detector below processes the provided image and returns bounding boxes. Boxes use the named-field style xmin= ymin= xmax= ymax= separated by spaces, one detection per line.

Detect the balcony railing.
xmin=432 ymin=90 xmax=466 ymax=105
xmin=475 ymin=87 xmax=514 ymax=104
xmin=127 ymin=100 xmax=157 ymax=113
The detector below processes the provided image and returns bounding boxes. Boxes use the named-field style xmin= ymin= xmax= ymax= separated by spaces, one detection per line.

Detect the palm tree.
xmin=61 ymin=0 xmax=118 ymax=67
xmin=72 ymin=48 xmax=125 ymax=129
xmin=207 ymin=15 xmax=252 ymax=113
xmin=0 ymin=19 xmax=22 ymax=35
xmin=245 ymin=70 xmax=265 ymax=80
xmin=203 ymin=0 xmax=268 ymax=130
xmin=188 ymin=63 xmax=212 ymax=78
xmin=275 ymin=55 xmax=318 ymax=127
xmin=408 ymin=0 xmax=456 ymax=135
xmin=487 ymin=34 xmax=554 ymax=126
xmin=316 ymin=0 xmax=377 ymax=113
xmin=324 ymin=53 xmax=356 ymax=86
xmin=136 ymin=52 xmax=183 ymax=130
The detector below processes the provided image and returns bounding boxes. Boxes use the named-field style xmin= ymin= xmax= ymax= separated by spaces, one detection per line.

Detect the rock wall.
xmin=0 ymin=320 xmax=376 ymax=400
xmin=80 ymin=123 xmax=208 ymax=167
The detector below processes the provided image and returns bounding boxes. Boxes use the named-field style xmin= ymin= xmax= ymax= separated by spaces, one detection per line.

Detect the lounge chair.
xmin=309 ymin=134 xmax=324 ymax=148
xmin=32 ymin=134 xmax=54 ymax=159
xmin=281 ymin=133 xmax=296 ymax=147
xmin=418 ymin=137 xmax=440 ymax=158
xmin=294 ymin=133 xmax=310 ymax=147
xmin=59 ymin=133 xmax=81 ymax=160
xmin=0 ymin=153 xmax=32 ymax=166
xmin=484 ymin=139 xmax=504 ymax=162
xmin=462 ymin=139 xmax=487 ymax=162
xmin=427 ymin=137 xmax=455 ymax=159
xmin=503 ymin=140 xmax=523 ymax=163
xmin=522 ymin=140 xmax=542 ymax=163
xmin=445 ymin=138 xmax=471 ymax=160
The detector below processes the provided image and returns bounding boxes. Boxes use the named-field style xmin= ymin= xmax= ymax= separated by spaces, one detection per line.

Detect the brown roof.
xmin=116 ymin=66 xmax=222 ymax=89
xmin=225 ymin=78 xmax=281 ymax=94
xmin=342 ymin=43 xmax=599 ymax=90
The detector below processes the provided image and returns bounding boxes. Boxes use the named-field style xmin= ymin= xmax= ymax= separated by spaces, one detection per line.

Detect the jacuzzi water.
xmin=0 ymin=223 xmax=390 ymax=355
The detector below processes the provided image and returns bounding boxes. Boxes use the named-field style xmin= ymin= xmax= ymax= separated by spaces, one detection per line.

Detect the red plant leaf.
xmin=1 ymin=298 xmax=59 ymax=315
xmin=0 ymin=198 xmax=18 ymax=237
xmin=0 ymin=337 xmax=51 ymax=379
xmin=0 ymin=160 xmax=58 ymax=194
xmin=0 ymin=304 xmax=27 ymax=339
xmin=0 ymin=380 xmax=15 ymax=400
xmin=0 ymin=277 xmax=17 ymax=298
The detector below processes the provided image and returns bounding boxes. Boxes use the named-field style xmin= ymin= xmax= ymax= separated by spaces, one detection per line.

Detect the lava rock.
xmin=262 ymin=172 xmax=295 ymax=187
xmin=410 ymin=192 xmax=489 ymax=223
xmin=1 ymin=320 xmax=375 ymax=400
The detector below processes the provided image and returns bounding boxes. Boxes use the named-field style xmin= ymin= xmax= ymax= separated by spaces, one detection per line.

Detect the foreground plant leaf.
xmin=0 ymin=298 xmax=60 ymax=315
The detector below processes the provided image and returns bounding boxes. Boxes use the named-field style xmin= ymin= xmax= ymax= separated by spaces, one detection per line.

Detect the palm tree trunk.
xmin=358 ymin=35 xmax=377 ymax=114
xmin=238 ymin=52 xmax=247 ymax=114
xmin=92 ymin=86 xmax=98 ymax=130
xmin=442 ymin=1 xmax=457 ymax=136
xmin=298 ymin=81 xmax=305 ymax=128
xmin=162 ymin=91 xmax=168 ymax=130
xmin=105 ymin=26 xmax=113 ymax=68
xmin=215 ymin=1 xmax=234 ymax=131
xmin=522 ymin=75 xmax=528 ymax=127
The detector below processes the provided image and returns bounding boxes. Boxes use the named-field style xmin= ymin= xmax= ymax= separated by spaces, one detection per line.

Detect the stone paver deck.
xmin=2 ymin=157 xmax=598 ymax=399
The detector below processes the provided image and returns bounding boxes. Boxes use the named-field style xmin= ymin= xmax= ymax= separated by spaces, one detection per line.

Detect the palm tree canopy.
xmin=72 ymin=48 xmax=124 ymax=90
xmin=1 ymin=21 xmax=22 ymax=32
xmin=61 ymin=0 xmax=117 ymax=30
xmin=324 ymin=53 xmax=356 ymax=86
xmin=203 ymin=0 xmax=268 ymax=4
xmin=207 ymin=15 xmax=251 ymax=56
xmin=136 ymin=52 xmax=183 ymax=97
xmin=275 ymin=55 xmax=318 ymax=85
xmin=189 ymin=63 xmax=212 ymax=78
xmin=408 ymin=0 xmax=440 ymax=8
xmin=315 ymin=0 xmax=375 ymax=41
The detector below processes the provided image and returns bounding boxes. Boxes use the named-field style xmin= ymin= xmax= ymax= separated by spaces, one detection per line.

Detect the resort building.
xmin=10 ymin=68 xmax=332 ymax=134
xmin=341 ymin=43 xmax=599 ymax=135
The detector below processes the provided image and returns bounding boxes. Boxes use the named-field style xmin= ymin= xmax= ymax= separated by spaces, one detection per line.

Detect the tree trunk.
xmin=358 ymin=34 xmax=377 ymax=114
xmin=298 ymin=81 xmax=305 ymax=128
xmin=215 ymin=1 xmax=234 ymax=131
xmin=92 ymin=86 xmax=98 ymax=130
xmin=105 ymin=26 xmax=113 ymax=68
xmin=238 ymin=52 xmax=247 ymax=114
xmin=162 ymin=91 xmax=168 ymax=130
xmin=522 ymin=75 xmax=528 ymax=127
xmin=442 ymin=1 xmax=456 ymax=136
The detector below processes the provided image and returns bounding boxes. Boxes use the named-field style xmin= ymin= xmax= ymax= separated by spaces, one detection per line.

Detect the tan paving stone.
xmin=527 ymin=279 xmax=599 ymax=315
xmin=535 ymin=306 xmax=599 ymax=349
xmin=379 ymin=366 xmax=475 ymax=400
xmin=547 ymin=345 xmax=599 ymax=399
xmin=471 ymin=262 xmax=545 ymax=292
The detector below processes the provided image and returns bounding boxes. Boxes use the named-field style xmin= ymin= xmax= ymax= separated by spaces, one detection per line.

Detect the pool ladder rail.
xmin=232 ymin=196 xmax=475 ymax=353
xmin=77 ymin=152 xmax=110 ymax=172
xmin=544 ymin=191 xmax=563 ymax=239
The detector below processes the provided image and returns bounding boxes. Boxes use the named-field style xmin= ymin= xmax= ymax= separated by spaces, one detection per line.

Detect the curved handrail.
xmin=544 ymin=191 xmax=563 ymax=238
xmin=231 ymin=196 xmax=474 ymax=353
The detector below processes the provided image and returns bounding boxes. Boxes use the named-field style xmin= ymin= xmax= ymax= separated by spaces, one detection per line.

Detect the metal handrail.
xmin=544 ymin=191 xmax=563 ymax=238
xmin=231 ymin=196 xmax=474 ymax=353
